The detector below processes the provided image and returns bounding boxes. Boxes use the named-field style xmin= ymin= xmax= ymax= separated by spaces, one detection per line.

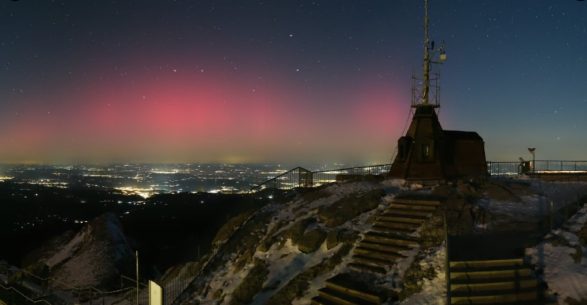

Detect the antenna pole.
xmin=422 ymin=0 xmax=431 ymax=105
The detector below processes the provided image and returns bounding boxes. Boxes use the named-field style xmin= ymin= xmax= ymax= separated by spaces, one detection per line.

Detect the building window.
xmin=421 ymin=143 xmax=431 ymax=161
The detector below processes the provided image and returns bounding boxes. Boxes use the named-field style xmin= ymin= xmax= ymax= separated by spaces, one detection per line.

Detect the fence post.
xmin=444 ymin=209 xmax=450 ymax=305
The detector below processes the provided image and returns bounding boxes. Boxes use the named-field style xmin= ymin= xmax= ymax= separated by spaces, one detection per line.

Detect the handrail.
xmin=488 ymin=160 xmax=587 ymax=176
xmin=443 ymin=208 xmax=451 ymax=305
xmin=10 ymin=269 xmax=141 ymax=305
xmin=0 ymin=282 xmax=54 ymax=305
xmin=250 ymin=164 xmax=392 ymax=192
xmin=252 ymin=160 xmax=587 ymax=191
xmin=250 ymin=166 xmax=312 ymax=192
xmin=311 ymin=163 xmax=393 ymax=174
xmin=20 ymin=269 xmax=140 ymax=295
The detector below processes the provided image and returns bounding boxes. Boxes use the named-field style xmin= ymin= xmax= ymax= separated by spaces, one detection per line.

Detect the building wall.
xmin=451 ymin=139 xmax=488 ymax=178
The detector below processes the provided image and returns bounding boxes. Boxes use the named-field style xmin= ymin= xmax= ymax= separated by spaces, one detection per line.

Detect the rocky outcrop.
xmin=170 ymin=180 xmax=386 ymax=305
xmin=27 ymin=213 xmax=133 ymax=289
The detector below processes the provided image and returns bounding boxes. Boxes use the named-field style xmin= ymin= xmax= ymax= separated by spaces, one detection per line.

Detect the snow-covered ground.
xmin=159 ymin=178 xmax=587 ymax=305
xmin=252 ymin=240 xmax=341 ymax=305
xmin=173 ymin=180 xmax=406 ymax=305
xmin=397 ymin=245 xmax=447 ymax=305
xmin=477 ymin=180 xmax=587 ymax=228
xmin=527 ymin=203 xmax=587 ymax=305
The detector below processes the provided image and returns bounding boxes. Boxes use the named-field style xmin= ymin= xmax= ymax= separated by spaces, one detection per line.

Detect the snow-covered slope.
xmin=33 ymin=213 xmax=134 ymax=289
xmin=527 ymin=203 xmax=587 ymax=305
xmin=159 ymin=178 xmax=587 ymax=305
xmin=168 ymin=179 xmax=406 ymax=305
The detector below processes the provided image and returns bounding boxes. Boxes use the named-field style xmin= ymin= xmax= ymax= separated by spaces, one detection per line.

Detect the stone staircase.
xmin=311 ymin=195 xmax=442 ymax=305
xmin=348 ymin=197 xmax=441 ymax=274
xmin=448 ymin=257 xmax=543 ymax=305
xmin=311 ymin=273 xmax=383 ymax=305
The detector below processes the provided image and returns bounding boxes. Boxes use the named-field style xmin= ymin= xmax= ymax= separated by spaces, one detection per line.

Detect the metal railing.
xmin=252 ymin=160 xmax=587 ymax=191
xmin=533 ymin=160 xmax=587 ymax=172
xmin=250 ymin=167 xmax=314 ymax=192
xmin=0 ymin=282 xmax=54 ymax=305
xmin=0 ymin=269 xmax=147 ymax=305
xmin=486 ymin=161 xmax=522 ymax=176
xmin=250 ymin=164 xmax=392 ymax=192
xmin=487 ymin=160 xmax=587 ymax=176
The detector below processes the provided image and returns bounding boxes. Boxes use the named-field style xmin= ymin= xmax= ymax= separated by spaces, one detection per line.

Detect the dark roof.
xmin=443 ymin=130 xmax=483 ymax=140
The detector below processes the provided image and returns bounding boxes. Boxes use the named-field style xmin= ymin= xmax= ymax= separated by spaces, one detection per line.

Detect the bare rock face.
xmin=297 ymin=228 xmax=327 ymax=253
xmin=30 ymin=213 xmax=133 ymax=289
xmin=317 ymin=189 xmax=385 ymax=227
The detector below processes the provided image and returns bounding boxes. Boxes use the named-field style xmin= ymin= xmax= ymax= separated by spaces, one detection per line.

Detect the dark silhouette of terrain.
xmin=0 ymin=181 xmax=284 ymax=279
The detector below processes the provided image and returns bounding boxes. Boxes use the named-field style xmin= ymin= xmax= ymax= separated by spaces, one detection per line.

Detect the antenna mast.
xmin=410 ymin=0 xmax=445 ymax=108
xmin=421 ymin=0 xmax=431 ymax=105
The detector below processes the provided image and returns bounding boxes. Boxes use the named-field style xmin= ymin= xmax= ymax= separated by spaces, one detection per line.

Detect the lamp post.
xmin=528 ymin=148 xmax=536 ymax=173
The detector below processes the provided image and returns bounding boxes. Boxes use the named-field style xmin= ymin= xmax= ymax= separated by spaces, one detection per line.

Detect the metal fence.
xmin=0 ymin=270 xmax=148 ymax=305
xmin=250 ymin=164 xmax=392 ymax=192
xmin=249 ymin=167 xmax=314 ymax=191
xmin=253 ymin=160 xmax=587 ymax=191
xmin=533 ymin=160 xmax=587 ymax=172
xmin=486 ymin=161 xmax=522 ymax=176
xmin=312 ymin=164 xmax=392 ymax=186
xmin=487 ymin=160 xmax=587 ymax=176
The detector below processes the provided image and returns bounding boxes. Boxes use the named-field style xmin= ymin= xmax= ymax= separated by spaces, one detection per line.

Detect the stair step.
xmin=318 ymin=287 xmax=378 ymax=305
xmin=392 ymin=198 xmax=441 ymax=206
xmin=382 ymin=210 xmax=431 ymax=218
xmin=377 ymin=215 xmax=425 ymax=224
xmin=450 ymin=258 xmax=524 ymax=270
xmin=311 ymin=296 xmax=339 ymax=305
xmin=353 ymin=254 xmax=392 ymax=267
xmin=326 ymin=277 xmax=382 ymax=304
xmin=371 ymin=225 xmax=413 ymax=234
xmin=348 ymin=262 xmax=387 ymax=274
xmin=356 ymin=240 xmax=410 ymax=253
xmin=451 ymin=289 xmax=539 ymax=299
xmin=389 ymin=203 xmax=437 ymax=211
xmin=354 ymin=248 xmax=403 ymax=261
xmin=450 ymin=291 xmax=538 ymax=305
xmin=450 ymin=269 xmax=533 ymax=282
xmin=450 ymin=276 xmax=536 ymax=285
xmin=372 ymin=221 xmax=418 ymax=232
xmin=364 ymin=232 xmax=418 ymax=247
xmin=451 ymin=279 xmax=537 ymax=294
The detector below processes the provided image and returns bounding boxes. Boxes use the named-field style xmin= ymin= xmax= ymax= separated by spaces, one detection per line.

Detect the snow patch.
xmin=398 ymin=245 xmax=447 ymax=305
xmin=251 ymin=240 xmax=337 ymax=304
xmin=527 ymin=204 xmax=587 ymax=304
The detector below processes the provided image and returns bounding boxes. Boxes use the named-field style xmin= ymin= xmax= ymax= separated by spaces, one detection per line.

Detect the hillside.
xmin=27 ymin=213 xmax=134 ymax=289
xmin=162 ymin=178 xmax=432 ymax=305
xmin=3 ymin=177 xmax=587 ymax=305
xmin=158 ymin=177 xmax=587 ymax=305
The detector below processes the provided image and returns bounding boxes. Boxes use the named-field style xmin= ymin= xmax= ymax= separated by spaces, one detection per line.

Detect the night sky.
xmin=1 ymin=0 xmax=586 ymax=164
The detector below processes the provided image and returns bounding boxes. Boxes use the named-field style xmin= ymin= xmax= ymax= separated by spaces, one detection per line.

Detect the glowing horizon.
xmin=0 ymin=57 xmax=407 ymax=164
